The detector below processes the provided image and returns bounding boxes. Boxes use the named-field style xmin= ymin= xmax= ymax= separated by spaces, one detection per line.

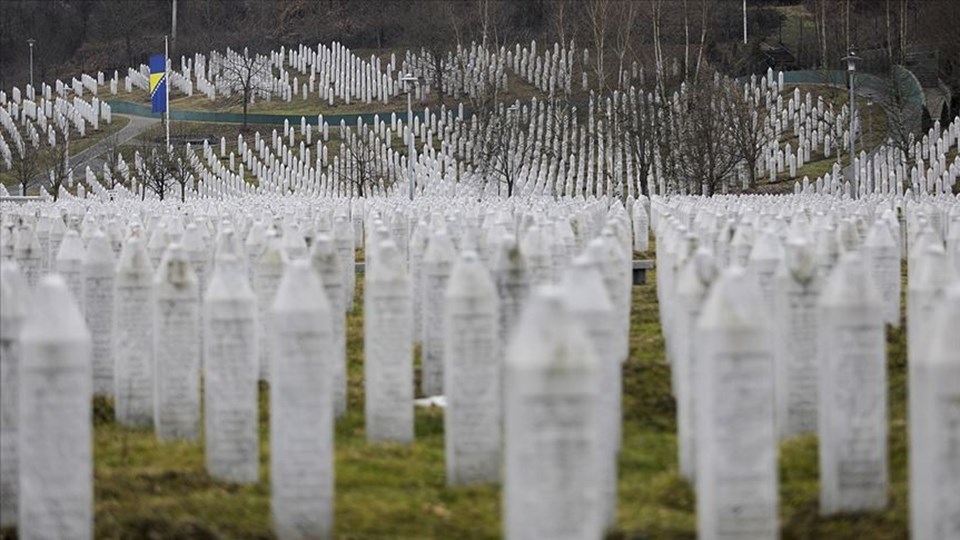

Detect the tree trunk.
xmin=683 ymin=0 xmax=690 ymax=80
xmin=694 ymin=1 xmax=709 ymax=81
xmin=243 ymin=87 xmax=250 ymax=131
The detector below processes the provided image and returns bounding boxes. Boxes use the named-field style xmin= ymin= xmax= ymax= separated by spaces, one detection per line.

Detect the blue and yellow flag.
xmin=149 ymin=54 xmax=167 ymax=113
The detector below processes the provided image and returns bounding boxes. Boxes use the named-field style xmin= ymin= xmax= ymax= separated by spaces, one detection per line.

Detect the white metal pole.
xmin=28 ymin=40 xmax=34 ymax=88
xmin=407 ymin=88 xmax=414 ymax=201
xmin=165 ymin=35 xmax=171 ymax=152
xmin=171 ymin=0 xmax=178 ymax=54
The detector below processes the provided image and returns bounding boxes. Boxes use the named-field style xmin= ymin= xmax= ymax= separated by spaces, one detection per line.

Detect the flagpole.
xmin=165 ymin=35 xmax=171 ymax=152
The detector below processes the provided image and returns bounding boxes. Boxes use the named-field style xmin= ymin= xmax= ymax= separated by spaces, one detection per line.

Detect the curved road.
xmin=29 ymin=114 xmax=159 ymax=192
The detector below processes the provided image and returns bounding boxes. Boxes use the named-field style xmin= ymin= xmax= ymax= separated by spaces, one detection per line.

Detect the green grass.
xmin=0 ymin=246 xmax=911 ymax=539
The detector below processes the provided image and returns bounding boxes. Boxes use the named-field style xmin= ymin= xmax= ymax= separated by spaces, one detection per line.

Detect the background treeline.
xmin=2 ymin=0 xmax=959 ymax=114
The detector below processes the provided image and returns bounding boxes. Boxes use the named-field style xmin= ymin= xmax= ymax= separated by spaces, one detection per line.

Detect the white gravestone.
xmin=83 ymin=231 xmax=115 ymax=397
xmin=408 ymin=221 xmax=429 ymax=342
xmin=695 ymin=266 xmax=778 ymax=540
xmin=182 ymin=223 xmax=207 ymax=364
xmin=490 ymin=233 xmax=530 ymax=347
xmin=19 ymin=275 xmax=92 ymax=540
xmin=444 ymin=251 xmax=501 ymax=485
xmin=749 ymin=230 xmax=782 ymax=317
xmin=364 ymin=240 xmax=414 ymax=443
xmin=310 ymin=234 xmax=346 ymax=417
xmin=911 ymin=283 xmax=960 ymax=540
xmin=56 ymin=229 xmax=86 ymax=313
xmin=633 ymin=201 xmax=650 ymax=253
xmin=333 ymin=216 xmax=355 ymax=312
xmin=14 ymin=225 xmax=41 ymax=288
xmin=504 ymin=286 xmax=602 ymax=540
xmin=113 ymin=236 xmax=155 ymax=427
xmin=818 ymin=253 xmax=887 ymax=514
xmin=561 ymin=254 xmax=620 ymax=530
xmin=421 ymin=229 xmax=456 ymax=396
xmin=907 ymin=244 xmax=956 ymax=538
xmin=254 ymin=230 xmax=284 ymax=382
xmin=153 ymin=244 xmax=201 ymax=441
xmin=674 ymin=248 xmax=716 ymax=481
xmin=864 ymin=220 xmax=901 ymax=327
xmin=774 ymin=237 xmax=821 ymax=438
xmin=204 ymin=253 xmax=259 ymax=483
xmin=35 ymin=218 xmax=51 ymax=275
xmin=0 ymin=263 xmax=27 ymax=527
xmin=270 ymin=260 xmax=335 ymax=540
xmin=48 ymin=216 xmax=66 ymax=268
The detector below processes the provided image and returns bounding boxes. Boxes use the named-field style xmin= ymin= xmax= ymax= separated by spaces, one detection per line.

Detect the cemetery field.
xmin=108 ymin=70 xmax=546 ymax=118
xmin=0 ymin=115 xmax=129 ymax=190
xmin=757 ymin=91 xmax=888 ymax=194
xmin=133 ymin=120 xmax=280 ymax=145
xmin=0 ymin=251 xmax=912 ymax=540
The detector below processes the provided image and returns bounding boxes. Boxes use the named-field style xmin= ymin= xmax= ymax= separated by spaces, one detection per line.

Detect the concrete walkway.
xmin=29 ymin=114 xmax=159 ymax=191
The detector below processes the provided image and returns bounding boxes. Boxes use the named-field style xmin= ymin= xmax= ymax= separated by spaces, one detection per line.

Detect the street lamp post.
xmin=843 ymin=49 xmax=860 ymax=192
xmin=27 ymin=38 xmax=36 ymax=89
xmin=401 ymin=74 xmax=423 ymax=201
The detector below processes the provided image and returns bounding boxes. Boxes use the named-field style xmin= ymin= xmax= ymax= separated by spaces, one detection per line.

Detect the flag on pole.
xmin=149 ymin=54 xmax=167 ymax=113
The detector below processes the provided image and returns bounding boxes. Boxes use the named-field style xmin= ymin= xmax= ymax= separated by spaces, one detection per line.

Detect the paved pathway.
xmin=29 ymin=114 xmax=159 ymax=191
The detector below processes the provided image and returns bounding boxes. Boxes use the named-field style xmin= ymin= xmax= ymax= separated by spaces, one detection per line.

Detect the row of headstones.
xmin=651 ymin=193 xmax=960 ymax=540
xmin=0 ymin=95 xmax=109 ymax=176
xmin=2 ymin=76 xmax=101 ymax=107
xmin=0 ymin=194 xmax=641 ymax=539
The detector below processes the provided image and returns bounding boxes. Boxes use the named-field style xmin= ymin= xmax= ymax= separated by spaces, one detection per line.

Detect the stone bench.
xmin=633 ymin=259 xmax=654 ymax=285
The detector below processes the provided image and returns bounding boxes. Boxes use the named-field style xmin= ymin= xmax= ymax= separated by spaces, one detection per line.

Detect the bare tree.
xmin=728 ymin=82 xmax=770 ymax=190
xmin=666 ymin=72 xmax=742 ymax=195
xmin=693 ymin=0 xmax=713 ymax=82
xmin=651 ymin=0 xmax=667 ymax=98
xmin=169 ymin=145 xmax=195 ymax=202
xmin=586 ymin=0 xmax=610 ymax=89
xmin=45 ymin=130 xmax=75 ymax=202
xmin=10 ymin=138 xmax=47 ymax=196
xmin=339 ymin=126 xmax=386 ymax=198
xmin=135 ymin=143 xmax=174 ymax=201
xmin=877 ymin=65 xmax=923 ymax=156
xmin=551 ymin=0 xmax=573 ymax=47
xmin=219 ymin=47 xmax=273 ymax=130
xmin=622 ymin=86 xmax=660 ymax=197
xmin=611 ymin=1 xmax=640 ymax=89
xmin=100 ymin=133 xmax=127 ymax=190
xmin=474 ymin=102 xmax=532 ymax=197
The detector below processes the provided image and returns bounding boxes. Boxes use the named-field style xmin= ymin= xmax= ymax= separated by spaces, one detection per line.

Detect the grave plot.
xmin=0 ymin=38 xmax=958 ymax=540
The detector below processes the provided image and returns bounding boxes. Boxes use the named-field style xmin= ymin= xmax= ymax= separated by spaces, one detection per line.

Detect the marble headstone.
xmin=364 ymin=240 xmax=414 ymax=443
xmin=0 ymin=263 xmax=27 ymax=527
xmin=19 ymin=275 xmax=93 ymax=540
xmin=504 ymin=286 xmax=601 ymax=540
xmin=695 ymin=266 xmax=778 ymax=539
xmin=204 ymin=253 xmax=259 ymax=483
xmin=270 ymin=260 xmax=335 ymax=540
xmin=444 ymin=251 xmax=501 ymax=485
xmin=818 ymin=253 xmax=887 ymax=514
xmin=113 ymin=236 xmax=155 ymax=427
xmin=153 ymin=244 xmax=201 ymax=441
